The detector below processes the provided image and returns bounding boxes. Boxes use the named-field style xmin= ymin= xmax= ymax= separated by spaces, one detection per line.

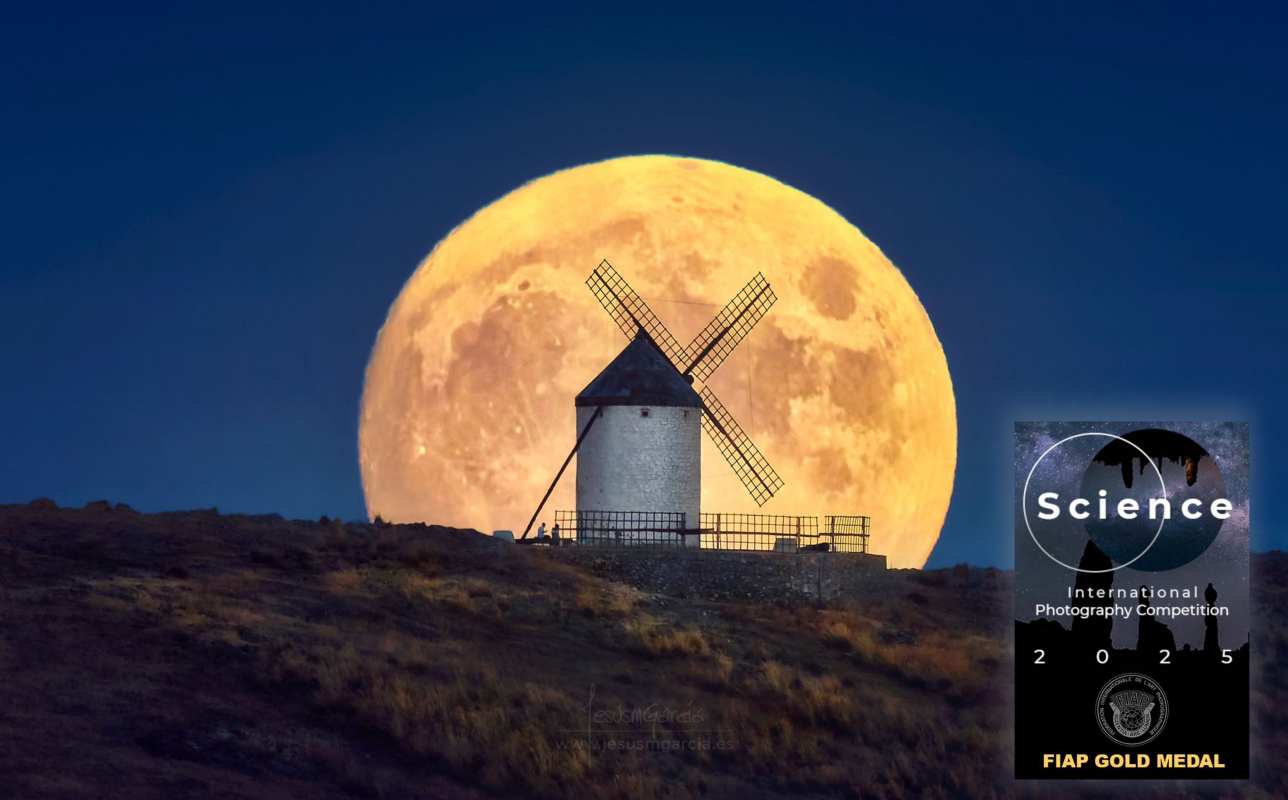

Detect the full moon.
xmin=360 ymin=156 xmax=956 ymax=567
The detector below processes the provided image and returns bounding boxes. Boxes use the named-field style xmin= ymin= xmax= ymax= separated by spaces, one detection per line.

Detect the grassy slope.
xmin=0 ymin=502 xmax=1281 ymax=799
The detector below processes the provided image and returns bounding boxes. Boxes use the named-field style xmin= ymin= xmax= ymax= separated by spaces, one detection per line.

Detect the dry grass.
xmin=621 ymin=614 xmax=712 ymax=658
xmin=811 ymin=609 xmax=1002 ymax=700
xmin=0 ymin=502 xmax=1279 ymax=800
xmin=684 ymin=651 xmax=734 ymax=689
xmin=754 ymin=660 xmax=855 ymax=729
xmin=266 ymin=637 xmax=593 ymax=795
xmin=575 ymin=584 xmax=640 ymax=617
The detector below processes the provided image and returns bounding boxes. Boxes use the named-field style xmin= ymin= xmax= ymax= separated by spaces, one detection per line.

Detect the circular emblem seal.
xmin=1095 ymin=673 xmax=1168 ymax=747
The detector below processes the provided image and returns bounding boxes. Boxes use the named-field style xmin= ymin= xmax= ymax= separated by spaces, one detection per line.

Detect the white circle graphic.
xmin=1021 ymin=431 xmax=1168 ymax=573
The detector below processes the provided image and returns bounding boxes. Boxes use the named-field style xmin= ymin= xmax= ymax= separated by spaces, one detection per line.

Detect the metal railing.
xmin=822 ymin=515 xmax=871 ymax=554
xmin=547 ymin=510 xmax=870 ymax=554
xmin=701 ymin=513 xmax=869 ymax=553
xmin=699 ymin=512 xmax=815 ymax=551
xmin=552 ymin=510 xmax=690 ymax=547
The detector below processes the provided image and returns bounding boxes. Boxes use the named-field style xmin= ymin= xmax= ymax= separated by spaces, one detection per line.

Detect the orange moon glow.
xmin=359 ymin=156 xmax=956 ymax=567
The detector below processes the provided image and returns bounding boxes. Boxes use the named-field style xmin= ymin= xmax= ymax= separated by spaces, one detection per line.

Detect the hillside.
xmin=0 ymin=501 xmax=1281 ymax=799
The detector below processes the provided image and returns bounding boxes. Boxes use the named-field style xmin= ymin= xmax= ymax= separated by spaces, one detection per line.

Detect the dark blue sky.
xmin=3 ymin=5 xmax=1285 ymax=566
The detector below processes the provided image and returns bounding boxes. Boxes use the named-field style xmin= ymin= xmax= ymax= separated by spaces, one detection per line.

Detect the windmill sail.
xmin=585 ymin=260 xmax=785 ymax=506
xmin=586 ymin=260 xmax=688 ymax=368
xmin=683 ymin=272 xmax=776 ymax=381
xmin=699 ymin=386 xmax=784 ymax=506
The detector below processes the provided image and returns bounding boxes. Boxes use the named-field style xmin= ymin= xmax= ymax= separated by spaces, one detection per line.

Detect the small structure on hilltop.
xmin=521 ymin=260 xmax=882 ymax=567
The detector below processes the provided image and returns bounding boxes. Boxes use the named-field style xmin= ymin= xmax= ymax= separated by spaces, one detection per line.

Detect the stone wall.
xmin=575 ymin=404 xmax=701 ymax=535
xmin=545 ymin=545 xmax=887 ymax=604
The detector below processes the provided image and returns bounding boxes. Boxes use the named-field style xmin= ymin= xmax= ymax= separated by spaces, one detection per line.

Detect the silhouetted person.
xmin=1204 ymin=582 xmax=1220 ymax=656
xmin=536 ymin=522 xmax=547 ymax=541
xmin=551 ymin=522 xmax=561 ymax=547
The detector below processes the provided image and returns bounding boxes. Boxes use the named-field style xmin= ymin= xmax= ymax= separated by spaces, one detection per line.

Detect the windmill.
xmin=522 ymin=260 xmax=783 ymax=539
xmin=584 ymin=260 xmax=784 ymax=504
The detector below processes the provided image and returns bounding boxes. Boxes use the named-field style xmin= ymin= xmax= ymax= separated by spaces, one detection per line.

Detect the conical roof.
xmin=576 ymin=329 xmax=702 ymax=408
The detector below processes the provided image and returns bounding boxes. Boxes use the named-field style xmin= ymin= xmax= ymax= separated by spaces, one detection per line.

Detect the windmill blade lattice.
xmin=684 ymin=272 xmax=776 ymax=381
xmin=586 ymin=260 xmax=688 ymax=367
xmin=584 ymin=260 xmax=786 ymax=506
xmin=699 ymin=386 xmax=784 ymax=506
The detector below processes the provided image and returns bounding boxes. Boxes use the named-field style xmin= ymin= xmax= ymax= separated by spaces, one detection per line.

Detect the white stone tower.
xmin=575 ymin=329 xmax=702 ymax=543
